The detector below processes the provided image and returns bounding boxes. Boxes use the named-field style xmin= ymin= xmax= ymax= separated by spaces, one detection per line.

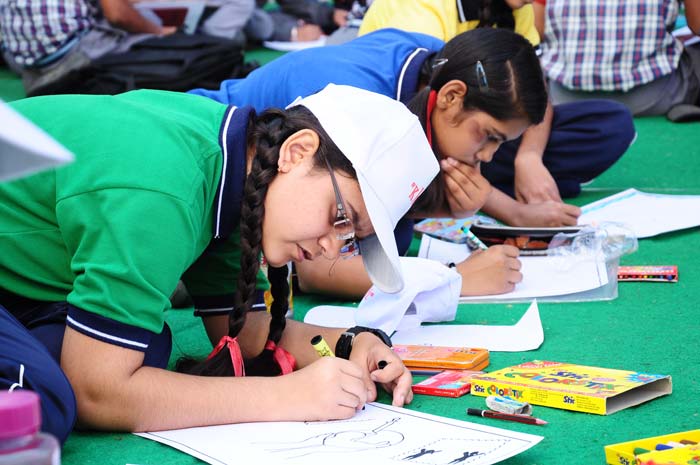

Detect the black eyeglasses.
xmin=325 ymin=159 xmax=360 ymax=258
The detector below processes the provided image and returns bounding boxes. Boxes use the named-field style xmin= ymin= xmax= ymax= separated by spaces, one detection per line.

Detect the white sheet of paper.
xmin=136 ymin=403 xmax=542 ymax=465
xmin=579 ymin=188 xmax=700 ymax=238
xmin=263 ymin=36 xmax=327 ymax=52
xmin=418 ymin=233 xmax=471 ymax=263
xmin=417 ymin=235 xmax=609 ymax=302
xmin=304 ymin=304 xmax=356 ymax=328
xmin=460 ymin=255 xmax=608 ymax=302
xmin=0 ymin=101 xmax=74 ymax=181
xmin=304 ymin=301 xmax=543 ymax=352
xmin=391 ymin=300 xmax=544 ymax=352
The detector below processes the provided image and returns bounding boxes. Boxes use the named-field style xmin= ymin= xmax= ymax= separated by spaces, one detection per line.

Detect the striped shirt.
xmin=540 ymin=0 xmax=683 ymax=92
xmin=0 ymin=0 xmax=98 ymax=66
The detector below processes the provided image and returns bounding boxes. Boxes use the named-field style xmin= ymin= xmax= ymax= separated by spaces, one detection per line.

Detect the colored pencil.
xmin=466 ymin=408 xmax=547 ymax=426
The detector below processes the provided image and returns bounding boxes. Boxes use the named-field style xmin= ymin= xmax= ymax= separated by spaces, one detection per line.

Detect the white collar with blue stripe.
xmin=396 ymin=47 xmax=436 ymax=104
xmin=213 ymin=105 xmax=254 ymax=241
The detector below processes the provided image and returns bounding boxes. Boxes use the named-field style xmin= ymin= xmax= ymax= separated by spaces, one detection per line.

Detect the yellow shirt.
xmin=358 ymin=0 xmax=540 ymax=46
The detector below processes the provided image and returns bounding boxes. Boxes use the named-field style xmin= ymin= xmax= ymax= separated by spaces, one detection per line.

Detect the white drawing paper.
xmin=459 ymin=254 xmax=608 ymax=302
xmin=136 ymin=403 xmax=542 ymax=465
xmin=304 ymin=301 xmax=544 ymax=352
xmin=391 ymin=300 xmax=544 ymax=352
xmin=579 ymin=188 xmax=700 ymax=238
xmin=417 ymin=235 xmax=609 ymax=302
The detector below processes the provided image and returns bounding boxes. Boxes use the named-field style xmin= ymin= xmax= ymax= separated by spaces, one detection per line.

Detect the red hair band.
xmin=207 ymin=335 xmax=245 ymax=377
xmin=425 ymin=90 xmax=438 ymax=147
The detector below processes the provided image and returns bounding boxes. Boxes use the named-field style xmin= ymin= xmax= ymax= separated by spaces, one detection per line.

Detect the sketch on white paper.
xmin=136 ymin=403 xmax=542 ymax=465
xmin=417 ymin=235 xmax=608 ymax=302
xmin=259 ymin=417 xmax=404 ymax=458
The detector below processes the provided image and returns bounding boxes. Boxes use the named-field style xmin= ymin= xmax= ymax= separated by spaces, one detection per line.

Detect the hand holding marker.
xmin=462 ymin=226 xmax=489 ymax=250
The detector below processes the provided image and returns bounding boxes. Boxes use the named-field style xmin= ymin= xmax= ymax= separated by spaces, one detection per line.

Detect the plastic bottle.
xmin=0 ymin=391 xmax=60 ymax=465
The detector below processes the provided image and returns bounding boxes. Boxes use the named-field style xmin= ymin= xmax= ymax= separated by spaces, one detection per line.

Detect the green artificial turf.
xmin=2 ymin=57 xmax=699 ymax=465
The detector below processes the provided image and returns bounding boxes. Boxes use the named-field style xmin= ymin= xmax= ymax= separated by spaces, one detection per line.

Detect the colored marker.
xmin=655 ymin=443 xmax=673 ymax=451
xmin=461 ymin=226 xmax=488 ymax=250
xmin=680 ymin=439 xmax=698 ymax=445
xmin=466 ymin=408 xmax=547 ymax=426
xmin=310 ymin=335 xmax=335 ymax=357
xmin=633 ymin=447 xmax=650 ymax=455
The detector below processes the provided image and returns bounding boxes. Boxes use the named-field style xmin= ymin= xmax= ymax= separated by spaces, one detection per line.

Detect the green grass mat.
xmin=2 ymin=59 xmax=699 ymax=465
xmin=0 ymin=68 xmax=25 ymax=102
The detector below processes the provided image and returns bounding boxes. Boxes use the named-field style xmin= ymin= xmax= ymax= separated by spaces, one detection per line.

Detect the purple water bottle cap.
xmin=0 ymin=391 xmax=41 ymax=439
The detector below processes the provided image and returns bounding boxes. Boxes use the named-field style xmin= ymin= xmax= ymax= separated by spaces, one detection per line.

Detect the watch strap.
xmin=335 ymin=326 xmax=392 ymax=360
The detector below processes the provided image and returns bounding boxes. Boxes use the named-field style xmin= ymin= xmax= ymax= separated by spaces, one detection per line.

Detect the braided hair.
xmin=177 ymin=106 xmax=353 ymax=377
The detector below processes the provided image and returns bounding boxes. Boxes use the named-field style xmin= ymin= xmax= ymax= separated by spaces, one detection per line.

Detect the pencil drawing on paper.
xmin=395 ymin=438 xmax=509 ymax=464
xmin=261 ymin=417 xmax=404 ymax=458
xmin=138 ymin=403 xmax=544 ymax=465
xmin=259 ymin=415 xmax=511 ymax=465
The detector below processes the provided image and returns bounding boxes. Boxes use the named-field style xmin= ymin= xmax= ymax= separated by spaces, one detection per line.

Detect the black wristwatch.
xmin=335 ymin=326 xmax=392 ymax=360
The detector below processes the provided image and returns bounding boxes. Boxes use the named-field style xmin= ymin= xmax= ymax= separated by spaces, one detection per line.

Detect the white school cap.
xmin=289 ymin=84 xmax=439 ymax=293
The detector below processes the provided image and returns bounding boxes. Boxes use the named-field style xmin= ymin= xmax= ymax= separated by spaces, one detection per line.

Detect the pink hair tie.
xmin=207 ymin=335 xmax=245 ymax=377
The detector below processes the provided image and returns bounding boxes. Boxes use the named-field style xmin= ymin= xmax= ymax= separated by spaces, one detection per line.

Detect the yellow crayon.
xmin=311 ymin=335 xmax=335 ymax=357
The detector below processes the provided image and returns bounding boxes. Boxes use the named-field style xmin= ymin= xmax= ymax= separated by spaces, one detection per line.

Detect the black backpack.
xmin=30 ymin=32 xmax=253 ymax=96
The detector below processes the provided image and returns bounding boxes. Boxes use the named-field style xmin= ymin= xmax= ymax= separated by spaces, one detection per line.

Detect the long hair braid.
xmin=244 ymin=263 xmax=290 ymax=376
xmin=178 ymin=106 xmax=352 ymax=377
xmin=176 ymin=109 xmax=297 ymax=376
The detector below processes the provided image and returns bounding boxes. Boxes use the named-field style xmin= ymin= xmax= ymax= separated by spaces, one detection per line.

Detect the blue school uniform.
xmin=190 ymin=28 xmax=635 ymax=251
xmin=188 ymin=28 xmax=444 ymax=108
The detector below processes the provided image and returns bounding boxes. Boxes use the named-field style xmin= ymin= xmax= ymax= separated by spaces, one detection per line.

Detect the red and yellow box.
xmin=470 ymin=361 xmax=671 ymax=415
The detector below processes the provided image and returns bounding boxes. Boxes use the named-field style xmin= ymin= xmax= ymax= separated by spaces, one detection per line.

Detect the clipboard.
xmin=469 ymin=220 xmax=583 ymax=256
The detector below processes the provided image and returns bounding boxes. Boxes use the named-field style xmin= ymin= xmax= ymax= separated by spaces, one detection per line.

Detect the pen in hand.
xmin=461 ymin=227 xmax=489 ymax=251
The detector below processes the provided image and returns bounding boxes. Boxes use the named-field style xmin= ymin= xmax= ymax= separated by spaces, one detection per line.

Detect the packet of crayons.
xmin=393 ymin=344 xmax=490 ymax=371
xmin=412 ymin=370 xmax=484 ymax=398
xmin=617 ymin=265 xmax=678 ymax=282
xmin=604 ymin=429 xmax=700 ymax=465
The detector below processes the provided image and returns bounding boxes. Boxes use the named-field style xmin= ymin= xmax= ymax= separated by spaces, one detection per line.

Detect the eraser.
xmin=485 ymin=395 xmax=532 ymax=415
